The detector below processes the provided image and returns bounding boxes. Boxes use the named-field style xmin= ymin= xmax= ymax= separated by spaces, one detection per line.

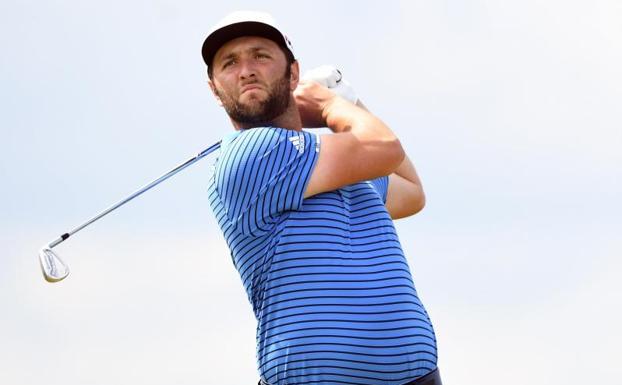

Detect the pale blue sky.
xmin=2 ymin=1 xmax=621 ymax=384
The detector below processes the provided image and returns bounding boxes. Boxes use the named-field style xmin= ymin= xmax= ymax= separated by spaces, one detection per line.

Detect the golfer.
xmin=202 ymin=11 xmax=441 ymax=385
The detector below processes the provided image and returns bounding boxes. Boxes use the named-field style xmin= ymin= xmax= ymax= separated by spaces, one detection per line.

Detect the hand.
xmin=294 ymin=80 xmax=339 ymax=128
xmin=302 ymin=65 xmax=342 ymax=88
xmin=302 ymin=65 xmax=358 ymax=104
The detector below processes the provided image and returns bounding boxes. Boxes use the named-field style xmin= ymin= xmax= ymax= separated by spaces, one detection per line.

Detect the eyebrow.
xmin=217 ymin=46 xmax=272 ymax=63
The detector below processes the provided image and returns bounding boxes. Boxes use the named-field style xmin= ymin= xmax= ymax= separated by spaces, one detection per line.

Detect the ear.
xmin=208 ymin=79 xmax=224 ymax=107
xmin=289 ymin=60 xmax=300 ymax=91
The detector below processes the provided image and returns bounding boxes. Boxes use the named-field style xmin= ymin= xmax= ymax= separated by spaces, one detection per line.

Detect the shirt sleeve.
xmin=214 ymin=127 xmax=320 ymax=236
xmin=370 ymin=175 xmax=389 ymax=204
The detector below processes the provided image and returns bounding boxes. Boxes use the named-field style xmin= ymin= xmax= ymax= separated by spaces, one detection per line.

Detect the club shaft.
xmin=48 ymin=141 xmax=222 ymax=249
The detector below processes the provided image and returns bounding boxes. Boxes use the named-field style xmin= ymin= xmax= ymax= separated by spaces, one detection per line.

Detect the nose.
xmin=238 ymin=58 xmax=257 ymax=80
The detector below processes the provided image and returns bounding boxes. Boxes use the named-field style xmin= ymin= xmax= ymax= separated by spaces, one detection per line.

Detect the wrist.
xmin=322 ymin=96 xmax=357 ymax=133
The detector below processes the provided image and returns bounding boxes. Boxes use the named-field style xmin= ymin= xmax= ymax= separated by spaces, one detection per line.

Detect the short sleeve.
xmin=214 ymin=127 xmax=320 ymax=236
xmin=370 ymin=175 xmax=389 ymax=203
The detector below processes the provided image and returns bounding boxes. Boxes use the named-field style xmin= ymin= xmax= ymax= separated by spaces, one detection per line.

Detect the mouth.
xmin=240 ymin=84 xmax=263 ymax=95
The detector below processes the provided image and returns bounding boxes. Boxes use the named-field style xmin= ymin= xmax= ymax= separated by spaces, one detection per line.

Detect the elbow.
xmin=403 ymin=187 xmax=426 ymax=218
xmin=358 ymin=136 xmax=404 ymax=178
xmin=411 ymin=190 xmax=426 ymax=215
xmin=397 ymin=190 xmax=425 ymax=219
xmin=386 ymin=138 xmax=405 ymax=174
xmin=394 ymin=184 xmax=425 ymax=219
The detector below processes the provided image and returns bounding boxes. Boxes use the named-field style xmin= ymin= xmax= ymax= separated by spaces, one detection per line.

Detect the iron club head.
xmin=39 ymin=247 xmax=70 ymax=283
xmin=37 ymin=141 xmax=222 ymax=283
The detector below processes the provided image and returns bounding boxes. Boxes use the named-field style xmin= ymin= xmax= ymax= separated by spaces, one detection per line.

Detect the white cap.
xmin=201 ymin=11 xmax=295 ymax=68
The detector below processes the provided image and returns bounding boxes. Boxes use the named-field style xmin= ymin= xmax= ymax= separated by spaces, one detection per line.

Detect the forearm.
xmin=322 ymin=96 xmax=405 ymax=173
xmin=349 ymin=99 xmax=425 ymax=217
xmin=348 ymin=99 xmax=415 ymax=182
xmin=323 ymin=97 xmax=396 ymax=139
xmin=393 ymin=154 xmax=421 ymax=185
xmin=325 ymin=99 xmax=369 ymax=133
xmin=296 ymin=81 xmax=407 ymax=196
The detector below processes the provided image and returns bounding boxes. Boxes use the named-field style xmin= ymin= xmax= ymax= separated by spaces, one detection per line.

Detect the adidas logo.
xmin=288 ymin=134 xmax=305 ymax=154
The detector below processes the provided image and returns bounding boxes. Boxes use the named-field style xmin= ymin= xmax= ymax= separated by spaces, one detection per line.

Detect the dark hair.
xmin=207 ymin=44 xmax=295 ymax=80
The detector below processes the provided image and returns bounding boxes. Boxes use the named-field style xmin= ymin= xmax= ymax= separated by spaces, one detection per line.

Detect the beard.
xmin=216 ymin=67 xmax=291 ymax=127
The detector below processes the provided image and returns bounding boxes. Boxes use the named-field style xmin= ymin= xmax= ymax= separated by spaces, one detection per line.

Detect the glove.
xmin=301 ymin=65 xmax=358 ymax=104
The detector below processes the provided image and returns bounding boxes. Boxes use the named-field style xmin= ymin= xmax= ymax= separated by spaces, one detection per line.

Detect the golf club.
xmin=38 ymin=140 xmax=222 ymax=283
xmin=39 ymin=65 xmax=355 ymax=283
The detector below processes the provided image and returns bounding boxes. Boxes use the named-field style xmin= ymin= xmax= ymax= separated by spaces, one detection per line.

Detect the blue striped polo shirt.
xmin=208 ymin=127 xmax=437 ymax=385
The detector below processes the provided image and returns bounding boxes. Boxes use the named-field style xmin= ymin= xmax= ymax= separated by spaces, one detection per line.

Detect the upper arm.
xmin=303 ymin=132 xmax=404 ymax=198
xmin=215 ymin=127 xmax=319 ymax=235
xmin=385 ymin=173 xmax=426 ymax=219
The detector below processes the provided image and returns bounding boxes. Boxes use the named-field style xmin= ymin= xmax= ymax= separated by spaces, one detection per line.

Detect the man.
xmin=202 ymin=11 xmax=441 ymax=385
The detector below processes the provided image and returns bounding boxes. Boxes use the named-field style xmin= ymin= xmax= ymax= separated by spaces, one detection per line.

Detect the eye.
xmin=222 ymin=58 xmax=236 ymax=69
xmin=255 ymin=52 xmax=270 ymax=60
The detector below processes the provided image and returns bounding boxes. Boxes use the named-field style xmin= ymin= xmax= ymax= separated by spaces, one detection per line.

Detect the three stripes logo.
xmin=288 ymin=134 xmax=305 ymax=154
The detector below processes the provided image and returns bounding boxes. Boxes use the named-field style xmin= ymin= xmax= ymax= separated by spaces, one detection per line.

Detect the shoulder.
xmin=222 ymin=127 xmax=319 ymax=165
xmin=226 ymin=127 xmax=305 ymax=154
xmin=214 ymin=127 xmax=320 ymax=186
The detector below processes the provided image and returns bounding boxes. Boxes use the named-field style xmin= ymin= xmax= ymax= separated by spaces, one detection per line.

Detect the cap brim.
xmin=202 ymin=21 xmax=288 ymax=67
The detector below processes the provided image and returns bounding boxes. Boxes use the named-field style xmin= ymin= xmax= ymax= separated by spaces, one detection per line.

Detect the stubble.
xmin=216 ymin=67 xmax=291 ymax=127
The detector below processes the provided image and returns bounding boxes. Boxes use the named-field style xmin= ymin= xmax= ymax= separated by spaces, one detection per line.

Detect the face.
xmin=209 ymin=36 xmax=298 ymax=127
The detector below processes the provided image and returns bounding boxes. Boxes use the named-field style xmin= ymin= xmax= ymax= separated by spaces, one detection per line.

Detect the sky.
xmin=1 ymin=0 xmax=621 ymax=384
